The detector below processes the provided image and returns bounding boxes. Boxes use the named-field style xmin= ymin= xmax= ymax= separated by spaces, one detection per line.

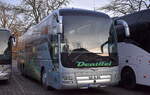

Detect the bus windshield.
xmin=61 ymin=15 xmax=118 ymax=68
xmin=0 ymin=30 xmax=11 ymax=63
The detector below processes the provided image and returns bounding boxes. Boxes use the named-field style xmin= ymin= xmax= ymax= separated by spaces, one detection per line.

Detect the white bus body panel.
xmin=118 ymin=42 xmax=150 ymax=86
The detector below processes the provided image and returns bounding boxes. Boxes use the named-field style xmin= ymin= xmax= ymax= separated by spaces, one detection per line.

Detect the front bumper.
xmin=60 ymin=72 xmax=119 ymax=89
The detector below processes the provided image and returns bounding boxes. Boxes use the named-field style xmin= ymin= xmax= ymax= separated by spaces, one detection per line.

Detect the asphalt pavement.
xmin=0 ymin=61 xmax=150 ymax=95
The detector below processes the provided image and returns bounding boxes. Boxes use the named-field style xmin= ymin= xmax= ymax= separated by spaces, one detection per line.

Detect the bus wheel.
xmin=121 ymin=68 xmax=136 ymax=89
xmin=41 ymin=70 xmax=55 ymax=90
xmin=4 ymin=79 xmax=10 ymax=84
xmin=41 ymin=70 xmax=49 ymax=90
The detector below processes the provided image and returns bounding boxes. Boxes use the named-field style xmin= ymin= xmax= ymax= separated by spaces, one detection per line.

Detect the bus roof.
xmin=59 ymin=8 xmax=110 ymax=18
xmin=0 ymin=28 xmax=11 ymax=32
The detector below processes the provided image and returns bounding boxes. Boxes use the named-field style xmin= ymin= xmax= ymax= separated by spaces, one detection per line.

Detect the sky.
xmin=1 ymin=0 xmax=20 ymax=5
xmin=67 ymin=0 xmax=111 ymax=10
xmin=1 ymin=0 xmax=112 ymax=16
xmin=1 ymin=0 xmax=111 ymax=10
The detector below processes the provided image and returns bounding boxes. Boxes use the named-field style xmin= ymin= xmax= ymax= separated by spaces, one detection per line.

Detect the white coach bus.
xmin=17 ymin=8 xmax=129 ymax=90
xmin=116 ymin=9 xmax=150 ymax=89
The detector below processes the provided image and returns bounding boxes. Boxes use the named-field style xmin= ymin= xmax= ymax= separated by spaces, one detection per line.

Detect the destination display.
xmin=76 ymin=61 xmax=112 ymax=67
xmin=61 ymin=51 xmax=115 ymax=68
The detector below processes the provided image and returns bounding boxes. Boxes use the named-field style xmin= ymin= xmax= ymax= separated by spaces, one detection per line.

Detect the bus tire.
xmin=41 ymin=69 xmax=48 ymax=89
xmin=121 ymin=68 xmax=136 ymax=89
xmin=41 ymin=69 xmax=51 ymax=90
xmin=4 ymin=79 xmax=10 ymax=84
xmin=41 ymin=69 xmax=54 ymax=90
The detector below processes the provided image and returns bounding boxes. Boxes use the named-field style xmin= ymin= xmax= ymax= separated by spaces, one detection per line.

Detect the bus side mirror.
xmin=57 ymin=22 xmax=63 ymax=34
xmin=115 ymin=20 xmax=130 ymax=37
xmin=55 ymin=15 xmax=63 ymax=34
xmin=57 ymin=16 xmax=63 ymax=34
xmin=12 ymin=36 xmax=16 ymax=46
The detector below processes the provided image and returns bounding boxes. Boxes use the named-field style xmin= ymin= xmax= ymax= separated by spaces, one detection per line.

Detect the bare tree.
xmin=99 ymin=0 xmax=150 ymax=16
xmin=0 ymin=1 xmax=11 ymax=28
xmin=0 ymin=1 xmax=25 ymax=33
xmin=0 ymin=1 xmax=27 ymax=55
xmin=21 ymin=0 xmax=69 ymax=24
xmin=0 ymin=0 xmax=70 ymax=33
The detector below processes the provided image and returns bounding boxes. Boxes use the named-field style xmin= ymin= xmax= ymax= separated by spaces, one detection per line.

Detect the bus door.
xmin=49 ymin=34 xmax=60 ymax=85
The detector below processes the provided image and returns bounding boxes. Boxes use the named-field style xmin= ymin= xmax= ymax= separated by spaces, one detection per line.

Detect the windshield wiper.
xmin=100 ymin=41 xmax=108 ymax=54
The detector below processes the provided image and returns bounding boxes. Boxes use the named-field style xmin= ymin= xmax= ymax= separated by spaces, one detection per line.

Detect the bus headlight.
xmin=100 ymin=75 xmax=111 ymax=79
